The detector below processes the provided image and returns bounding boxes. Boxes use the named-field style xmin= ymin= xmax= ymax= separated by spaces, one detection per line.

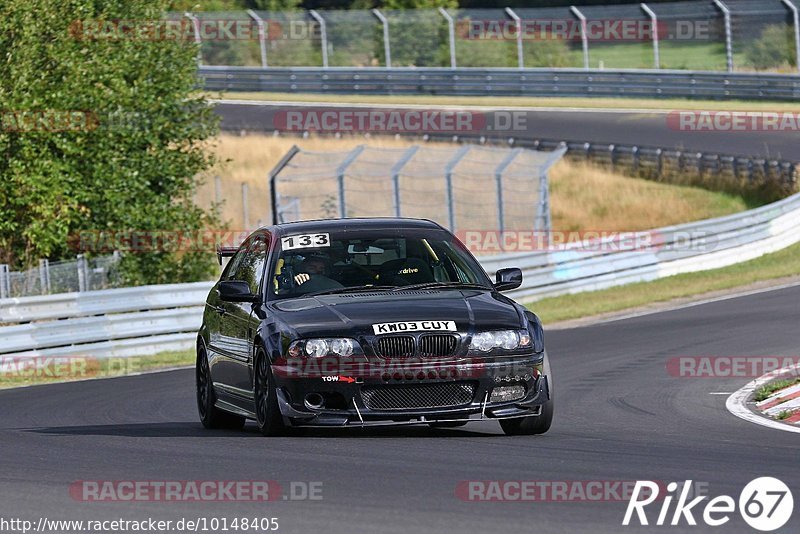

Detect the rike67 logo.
xmin=623 ymin=477 xmax=794 ymax=531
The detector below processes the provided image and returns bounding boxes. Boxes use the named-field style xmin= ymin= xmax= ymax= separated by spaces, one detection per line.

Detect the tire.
xmin=500 ymin=352 xmax=554 ymax=436
xmin=196 ymin=343 xmax=246 ymax=430
xmin=254 ymin=349 xmax=288 ymax=436
xmin=499 ymin=400 xmax=553 ymax=435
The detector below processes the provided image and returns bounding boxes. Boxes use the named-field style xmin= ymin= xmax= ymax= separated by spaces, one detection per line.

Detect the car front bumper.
xmin=271 ymin=354 xmax=550 ymax=427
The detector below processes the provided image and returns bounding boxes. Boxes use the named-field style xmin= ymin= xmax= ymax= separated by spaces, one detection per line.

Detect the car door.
xmin=213 ymin=233 xmax=270 ymax=405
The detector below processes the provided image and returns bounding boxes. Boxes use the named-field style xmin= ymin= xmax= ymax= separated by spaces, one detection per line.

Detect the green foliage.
xmin=0 ymin=0 xmax=220 ymax=284
xmin=745 ymin=24 xmax=796 ymax=70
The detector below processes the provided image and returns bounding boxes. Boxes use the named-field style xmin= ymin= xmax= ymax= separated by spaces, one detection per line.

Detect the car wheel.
xmin=501 ymin=352 xmax=554 ymax=436
xmin=254 ymin=349 xmax=288 ymax=436
xmin=196 ymin=343 xmax=245 ymax=430
xmin=499 ymin=400 xmax=553 ymax=435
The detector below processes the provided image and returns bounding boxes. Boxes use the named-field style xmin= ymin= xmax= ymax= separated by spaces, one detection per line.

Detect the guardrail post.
xmin=439 ymin=7 xmax=457 ymax=68
xmin=77 ymin=254 xmax=87 ymax=292
xmin=782 ymin=0 xmax=800 ymax=74
xmin=0 ymin=264 xmax=9 ymax=299
xmin=184 ymin=12 xmax=202 ymax=67
xmin=443 ymin=145 xmax=471 ymax=231
xmin=372 ymin=9 xmax=392 ymax=68
xmin=494 ymin=148 xmax=522 ymax=237
xmin=713 ymin=0 xmax=734 ymax=72
xmin=505 ymin=7 xmax=524 ymax=69
xmin=640 ymin=3 xmax=660 ymax=69
xmin=309 ymin=10 xmax=329 ymax=68
xmin=242 ymin=182 xmax=250 ymax=229
xmin=335 ymin=145 xmax=366 ymax=219
xmin=268 ymin=145 xmax=301 ymax=224
xmin=570 ymin=6 xmax=590 ymax=69
xmin=247 ymin=9 xmax=268 ymax=68
xmin=390 ymin=145 xmax=420 ymax=217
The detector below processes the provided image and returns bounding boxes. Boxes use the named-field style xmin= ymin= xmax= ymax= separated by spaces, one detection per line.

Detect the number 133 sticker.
xmin=281 ymin=233 xmax=330 ymax=250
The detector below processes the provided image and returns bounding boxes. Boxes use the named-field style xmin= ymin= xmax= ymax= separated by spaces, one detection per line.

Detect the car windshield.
xmin=269 ymin=227 xmax=491 ymax=299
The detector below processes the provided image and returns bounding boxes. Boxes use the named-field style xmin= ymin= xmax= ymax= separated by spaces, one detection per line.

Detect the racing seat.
xmin=378 ymin=258 xmax=434 ymax=286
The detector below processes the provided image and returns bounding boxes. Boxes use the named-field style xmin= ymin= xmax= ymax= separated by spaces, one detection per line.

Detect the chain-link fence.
xmin=0 ymin=254 xmax=121 ymax=299
xmin=180 ymin=1 xmax=800 ymax=73
xmin=268 ymin=144 xmax=565 ymax=247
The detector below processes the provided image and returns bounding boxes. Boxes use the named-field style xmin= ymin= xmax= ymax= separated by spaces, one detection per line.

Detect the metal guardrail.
xmin=199 ymin=66 xmax=800 ymax=101
xmin=3 ymin=190 xmax=800 ymax=359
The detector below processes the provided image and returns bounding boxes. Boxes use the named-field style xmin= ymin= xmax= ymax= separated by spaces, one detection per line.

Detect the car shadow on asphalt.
xmin=24 ymin=421 xmax=502 ymax=438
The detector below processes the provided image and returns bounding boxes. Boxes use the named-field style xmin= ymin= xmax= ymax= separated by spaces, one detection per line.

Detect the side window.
xmin=231 ymin=234 xmax=270 ymax=294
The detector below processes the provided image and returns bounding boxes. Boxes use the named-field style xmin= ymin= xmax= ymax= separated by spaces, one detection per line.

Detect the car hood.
xmin=268 ymin=289 xmax=524 ymax=338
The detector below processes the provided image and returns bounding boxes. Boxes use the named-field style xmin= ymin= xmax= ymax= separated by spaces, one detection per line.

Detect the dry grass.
xmin=197 ymin=133 xmax=746 ymax=231
xmin=548 ymin=160 xmax=746 ymax=231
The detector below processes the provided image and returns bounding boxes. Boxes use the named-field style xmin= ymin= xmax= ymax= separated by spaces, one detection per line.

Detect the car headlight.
xmin=288 ymin=338 xmax=359 ymax=358
xmin=469 ymin=330 xmax=532 ymax=353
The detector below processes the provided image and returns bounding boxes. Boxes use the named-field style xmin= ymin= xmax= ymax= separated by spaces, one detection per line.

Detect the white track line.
xmin=726 ymin=363 xmax=800 ymax=434
xmin=210 ymin=98 xmax=672 ymax=115
xmin=548 ymin=278 xmax=800 ymax=330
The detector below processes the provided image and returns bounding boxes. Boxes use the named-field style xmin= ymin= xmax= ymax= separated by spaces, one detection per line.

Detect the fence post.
xmin=247 ymin=9 xmax=268 ymax=68
xmin=505 ymin=8 xmax=524 ymax=69
xmin=0 ymin=264 xmax=9 ymax=299
xmin=609 ymin=144 xmax=616 ymax=172
xmin=335 ymin=145 xmax=366 ymax=219
xmin=443 ymin=145 xmax=471 ymax=232
xmin=372 ymin=9 xmax=392 ymax=68
xmin=632 ymin=146 xmax=640 ymax=174
xmin=77 ymin=254 xmax=87 ymax=292
xmin=782 ymin=0 xmax=800 ymax=74
xmin=494 ymin=148 xmax=522 ymax=238
xmin=268 ymin=145 xmax=301 ymax=225
xmin=38 ymin=259 xmax=51 ymax=295
xmin=184 ymin=12 xmax=203 ymax=67
xmin=390 ymin=145 xmax=420 ymax=217
xmin=712 ymin=0 xmax=733 ymax=72
xmin=214 ymin=175 xmax=222 ymax=205
xmin=438 ymin=7 xmax=457 ymax=68
xmin=656 ymin=148 xmax=663 ymax=178
xmin=640 ymin=3 xmax=660 ymax=69
xmin=570 ymin=6 xmax=590 ymax=69
xmin=309 ymin=10 xmax=329 ymax=68
xmin=242 ymin=182 xmax=250 ymax=229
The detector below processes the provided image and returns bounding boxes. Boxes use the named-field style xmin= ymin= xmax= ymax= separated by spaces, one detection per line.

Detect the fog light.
xmin=490 ymin=385 xmax=526 ymax=403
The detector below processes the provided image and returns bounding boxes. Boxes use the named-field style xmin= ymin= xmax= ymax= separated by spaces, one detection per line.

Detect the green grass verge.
xmin=754 ymin=378 xmax=800 ymax=402
xmin=210 ymin=91 xmax=800 ymax=112
xmin=0 ymin=350 xmax=195 ymax=389
xmin=529 ymin=240 xmax=800 ymax=324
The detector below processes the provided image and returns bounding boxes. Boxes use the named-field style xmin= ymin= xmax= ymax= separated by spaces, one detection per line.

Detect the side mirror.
xmin=218 ymin=280 xmax=260 ymax=303
xmin=494 ymin=268 xmax=522 ymax=291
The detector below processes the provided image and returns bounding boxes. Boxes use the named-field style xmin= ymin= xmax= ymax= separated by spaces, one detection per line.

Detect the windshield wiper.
xmin=391 ymin=281 xmax=490 ymax=292
xmin=305 ymin=285 xmax=397 ymax=297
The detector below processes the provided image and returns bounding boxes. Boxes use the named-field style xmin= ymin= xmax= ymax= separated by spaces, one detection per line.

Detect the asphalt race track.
xmin=215 ymin=101 xmax=800 ymax=161
xmin=1 ymin=285 xmax=798 ymax=533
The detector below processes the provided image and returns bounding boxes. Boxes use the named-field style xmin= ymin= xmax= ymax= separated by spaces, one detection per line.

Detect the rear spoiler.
xmin=216 ymin=246 xmax=238 ymax=266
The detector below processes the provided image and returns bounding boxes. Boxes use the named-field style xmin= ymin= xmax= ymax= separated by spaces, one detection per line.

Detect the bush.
xmin=0 ymin=0 xmax=220 ymax=284
xmin=745 ymin=24 xmax=796 ymax=71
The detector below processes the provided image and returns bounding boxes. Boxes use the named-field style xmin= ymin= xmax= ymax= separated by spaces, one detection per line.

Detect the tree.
xmin=0 ymin=0 xmax=221 ymax=284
